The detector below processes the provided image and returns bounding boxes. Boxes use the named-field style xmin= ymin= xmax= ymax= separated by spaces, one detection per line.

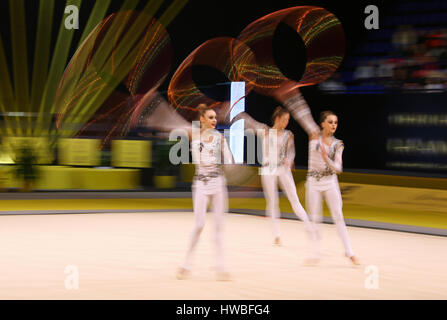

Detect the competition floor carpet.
xmin=0 ymin=192 xmax=446 ymax=299
xmin=0 ymin=211 xmax=446 ymax=299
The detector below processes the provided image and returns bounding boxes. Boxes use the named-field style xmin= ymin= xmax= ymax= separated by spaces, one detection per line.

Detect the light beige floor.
xmin=0 ymin=212 xmax=445 ymax=300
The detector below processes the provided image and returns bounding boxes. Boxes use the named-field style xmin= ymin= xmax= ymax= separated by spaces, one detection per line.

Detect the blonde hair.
xmin=197 ymin=103 xmax=214 ymax=118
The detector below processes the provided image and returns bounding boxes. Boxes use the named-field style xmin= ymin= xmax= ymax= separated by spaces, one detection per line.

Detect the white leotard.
xmin=235 ymin=112 xmax=295 ymax=174
xmin=261 ymin=129 xmax=295 ymax=173
xmin=307 ymin=136 xmax=344 ymax=182
xmin=191 ymin=129 xmax=232 ymax=193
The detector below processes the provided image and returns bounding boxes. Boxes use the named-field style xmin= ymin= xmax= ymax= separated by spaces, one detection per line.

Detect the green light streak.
xmin=31 ymin=0 xmax=55 ymax=136
xmin=9 ymin=0 xmax=29 ymax=136
xmin=37 ymin=0 xmax=82 ymax=136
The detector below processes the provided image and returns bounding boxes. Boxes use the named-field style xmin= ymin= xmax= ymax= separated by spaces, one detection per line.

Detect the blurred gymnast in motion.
xmin=274 ymin=83 xmax=360 ymax=265
xmin=138 ymin=93 xmax=234 ymax=280
xmin=232 ymin=106 xmax=315 ymax=252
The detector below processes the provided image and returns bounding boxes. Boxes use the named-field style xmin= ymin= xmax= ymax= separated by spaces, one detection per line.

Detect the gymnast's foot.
xmin=346 ymin=254 xmax=361 ymax=266
xmin=273 ymin=237 xmax=282 ymax=246
xmin=216 ymin=272 xmax=231 ymax=281
xmin=176 ymin=267 xmax=190 ymax=280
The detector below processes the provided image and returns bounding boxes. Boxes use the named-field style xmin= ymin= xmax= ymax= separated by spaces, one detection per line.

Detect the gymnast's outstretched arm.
xmin=272 ymin=83 xmax=320 ymax=140
xmin=137 ymin=90 xmax=193 ymax=139
xmin=231 ymin=111 xmax=269 ymax=134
